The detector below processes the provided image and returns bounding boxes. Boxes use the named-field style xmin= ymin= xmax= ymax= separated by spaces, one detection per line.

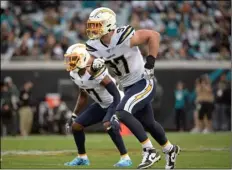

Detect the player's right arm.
xmin=73 ymin=88 xmax=89 ymax=116
xmin=100 ymin=75 xmax=121 ymax=131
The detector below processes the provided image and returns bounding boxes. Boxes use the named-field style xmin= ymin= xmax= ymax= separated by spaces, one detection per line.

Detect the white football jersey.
xmin=86 ymin=25 xmax=145 ymax=88
xmin=70 ymin=68 xmax=118 ymax=108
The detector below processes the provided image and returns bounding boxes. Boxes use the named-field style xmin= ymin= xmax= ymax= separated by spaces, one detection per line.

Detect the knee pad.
xmin=72 ymin=123 xmax=84 ymax=131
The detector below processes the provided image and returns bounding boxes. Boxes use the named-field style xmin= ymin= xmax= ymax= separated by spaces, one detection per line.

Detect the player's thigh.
xmin=116 ymin=78 xmax=156 ymax=114
xmin=134 ymin=103 xmax=155 ymax=128
xmin=76 ymin=103 xmax=107 ymax=127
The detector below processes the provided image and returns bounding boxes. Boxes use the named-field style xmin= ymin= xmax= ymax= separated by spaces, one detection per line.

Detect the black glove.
xmin=110 ymin=115 xmax=121 ymax=132
xmin=144 ymin=55 xmax=156 ymax=80
xmin=144 ymin=55 xmax=156 ymax=69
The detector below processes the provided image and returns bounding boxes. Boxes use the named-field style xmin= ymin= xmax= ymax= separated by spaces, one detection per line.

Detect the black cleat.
xmin=165 ymin=145 xmax=180 ymax=169
xmin=137 ymin=148 xmax=161 ymax=169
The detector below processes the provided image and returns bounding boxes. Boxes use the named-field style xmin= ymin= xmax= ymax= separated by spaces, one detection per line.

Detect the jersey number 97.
xmin=105 ymin=55 xmax=129 ymax=76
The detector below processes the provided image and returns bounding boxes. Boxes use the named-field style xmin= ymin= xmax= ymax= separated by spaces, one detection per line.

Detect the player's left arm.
xmin=88 ymin=66 xmax=120 ymax=129
xmin=100 ymin=76 xmax=120 ymax=124
xmin=130 ymin=29 xmax=160 ymax=69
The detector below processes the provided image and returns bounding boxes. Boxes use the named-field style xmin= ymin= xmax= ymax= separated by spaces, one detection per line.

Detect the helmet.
xmin=64 ymin=43 xmax=90 ymax=72
xmin=86 ymin=7 xmax=116 ymax=39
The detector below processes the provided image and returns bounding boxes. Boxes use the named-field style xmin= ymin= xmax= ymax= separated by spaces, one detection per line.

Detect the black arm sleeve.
xmin=103 ymin=81 xmax=120 ymax=122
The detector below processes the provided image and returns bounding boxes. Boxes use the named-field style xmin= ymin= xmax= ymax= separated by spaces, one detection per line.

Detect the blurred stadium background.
xmin=0 ymin=0 xmax=231 ymax=169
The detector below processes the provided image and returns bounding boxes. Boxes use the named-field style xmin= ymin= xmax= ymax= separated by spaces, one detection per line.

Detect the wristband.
xmin=144 ymin=55 xmax=156 ymax=69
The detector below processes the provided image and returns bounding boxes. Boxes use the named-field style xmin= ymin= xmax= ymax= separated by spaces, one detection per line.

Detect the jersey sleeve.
xmin=115 ymin=25 xmax=135 ymax=47
xmin=85 ymin=40 xmax=101 ymax=58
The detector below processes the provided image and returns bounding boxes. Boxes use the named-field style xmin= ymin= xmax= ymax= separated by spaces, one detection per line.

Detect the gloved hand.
xmin=143 ymin=55 xmax=156 ymax=80
xmin=144 ymin=68 xmax=155 ymax=80
xmin=110 ymin=115 xmax=121 ymax=132
xmin=91 ymin=58 xmax=105 ymax=72
xmin=65 ymin=113 xmax=77 ymax=133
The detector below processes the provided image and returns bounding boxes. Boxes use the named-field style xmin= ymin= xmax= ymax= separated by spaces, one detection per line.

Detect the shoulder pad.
xmin=86 ymin=40 xmax=98 ymax=52
xmin=69 ymin=71 xmax=75 ymax=81
xmin=115 ymin=25 xmax=135 ymax=46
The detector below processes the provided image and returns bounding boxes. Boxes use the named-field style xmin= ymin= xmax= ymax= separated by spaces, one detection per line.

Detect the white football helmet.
xmin=86 ymin=7 xmax=116 ymax=39
xmin=64 ymin=43 xmax=90 ymax=72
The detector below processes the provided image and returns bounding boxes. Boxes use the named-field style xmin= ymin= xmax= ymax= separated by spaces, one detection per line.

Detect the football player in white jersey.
xmin=85 ymin=7 xmax=180 ymax=169
xmin=63 ymin=43 xmax=132 ymax=167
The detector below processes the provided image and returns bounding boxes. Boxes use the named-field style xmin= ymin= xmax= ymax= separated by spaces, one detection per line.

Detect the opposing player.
xmin=85 ymin=7 xmax=180 ymax=169
xmin=63 ymin=43 xmax=132 ymax=167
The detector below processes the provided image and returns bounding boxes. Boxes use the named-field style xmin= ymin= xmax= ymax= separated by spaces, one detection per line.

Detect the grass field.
xmin=1 ymin=132 xmax=231 ymax=169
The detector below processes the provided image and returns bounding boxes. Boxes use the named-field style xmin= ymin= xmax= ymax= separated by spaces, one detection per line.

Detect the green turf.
xmin=1 ymin=132 xmax=231 ymax=169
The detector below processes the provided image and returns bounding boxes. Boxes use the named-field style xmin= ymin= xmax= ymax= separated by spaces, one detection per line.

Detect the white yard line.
xmin=1 ymin=148 xmax=230 ymax=156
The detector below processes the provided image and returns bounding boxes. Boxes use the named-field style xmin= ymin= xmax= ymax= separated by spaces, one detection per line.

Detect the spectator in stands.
xmin=13 ymin=32 xmax=34 ymax=58
xmin=195 ymin=75 xmax=214 ymax=133
xmin=20 ymin=0 xmax=38 ymax=14
xmin=32 ymin=27 xmax=46 ymax=50
xmin=1 ymin=22 xmax=10 ymax=55
xmin=0 ymin=1 xmax=231 ymax=61
xmin=1 ymin=23 xmax=18 ymax=61
xmin=31 ymin=41 xmax=41 ymax=59
xmin=165 ymin=47 xmax=180 ymax=60
xmin=52 ymin=43 xmax=64 ymax=60
xmin=174 ymin=81 xmax=189 ymax=131
xmin=139 ymin=11 xmax=155 ymax=30
xmin=218 ymin=46 xmax=230 ymax=60
xmin=129 ymin=13 xmax=141 ymax=30
xmin=43 ymin=7 xmax=59 ymax=28
xmin=76 ymin=21 xmax=88 ymax=42
xmin=164 ymin=10 xmax=179 ymax=38
xmin=131 ymin=1 xmax=147 ymax=15
xmin=60 ymin=36 xmax=69 ymax=52
xmin=18 ymin=81 xmax=34 ymax=136
xmin=43 ymin=34 xmax=56 ymax=60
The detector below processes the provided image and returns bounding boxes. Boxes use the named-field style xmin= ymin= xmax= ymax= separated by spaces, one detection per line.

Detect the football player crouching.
xmin=63 ymin=43 xmax=132 ymax=167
